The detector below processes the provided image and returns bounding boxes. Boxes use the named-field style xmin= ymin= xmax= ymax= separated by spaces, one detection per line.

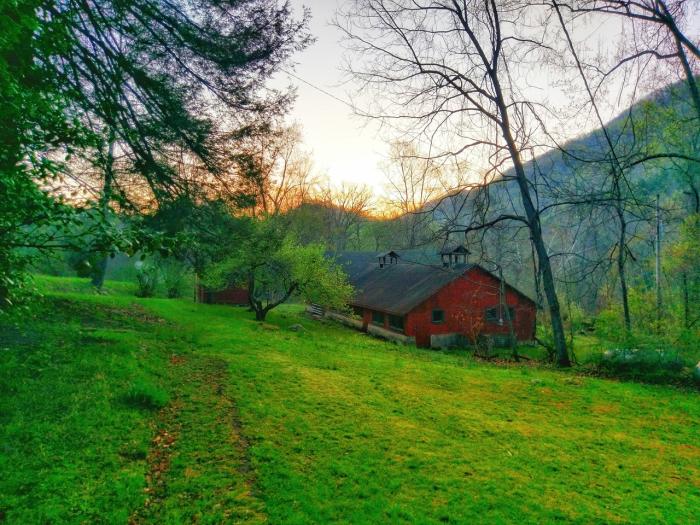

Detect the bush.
xmin=134 ymin=260 xmax=159 ymax=298
xmin=159 ymin=257 xmax=191 ymax=299
xmin=121 ymin=380 xmax=169 ymax=411
xmin=0 ymin=250 xmax=35 ymax=313
xmin=563 ymin=301 xmax=589 ymax=334
xmin=596 ymin=348 xmax=687 ymax=383
xmin=67 ymin=249 xmax=102 ymax=279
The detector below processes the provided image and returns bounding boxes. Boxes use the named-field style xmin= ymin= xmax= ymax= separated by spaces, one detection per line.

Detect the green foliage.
xmin=67 ymin=249 xmax=104 ymax=280
xmin=145 ymin=198 xmax=253 ymax=274
xmin=278 ymin=238 xmax=353 ymax=311
xmin=6 ymin=277 xmax=699 ymax=523
xmin=205 ymin=218 xmax=352 ymax=320
xmin=595 ymin=283 xmax=699 ymax=358
xmin=3 ymin=0 xmax=310 ymax=187
xmin=563 ymin=301 xmax=588 ymax=334
xmin=135 ymin=261 xmax=159 ymax=298
xmin=0 ymin=0 xmax=309 ymax=313
xmin=594 ymin=307 xmax=628 ymax=342
xmin=0 ymin=170 xmax=76 ymax=311
xmin=669 ymin=214 xmax=700 ymax=266
xmin=158 ymin=257 xmax=192 ymax=299
xmin=596 ymin=348 xmax=687 ymax=384
xmin=0 ymin=247 xmax=34 ymax=313
xmin=122 ymin=380 xmax=169 ymax=411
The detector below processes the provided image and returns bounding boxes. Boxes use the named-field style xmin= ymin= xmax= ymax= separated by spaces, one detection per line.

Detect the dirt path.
xmin=130 ymin=352 xmax=266 ymax=524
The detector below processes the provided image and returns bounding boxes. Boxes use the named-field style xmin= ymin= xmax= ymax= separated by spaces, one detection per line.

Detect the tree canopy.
xmin=0 ymin=0 xmax=310 ymax=309
xmin=203 ymin=219 xmax=352 ymax=321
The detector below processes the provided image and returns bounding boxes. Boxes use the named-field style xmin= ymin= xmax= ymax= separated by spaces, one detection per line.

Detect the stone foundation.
xmin=326 ymin=311 xmax=364 ymax=330
xmin=367 ymin=324 xmax=416 ymax=345
xmin=430 ymin=333 xmax=469 ymax=349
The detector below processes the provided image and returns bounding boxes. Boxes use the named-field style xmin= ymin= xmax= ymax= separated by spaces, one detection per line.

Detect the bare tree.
xmin=566 ymin=1 xmax=700 ymax=120
xmin=266 ymin=125 xmax=319 ymax=214
xmin=544 ymin=0 xmax=700 ymax=332
xmin=340 ymin=0 xmax=572 ymax=365
xmin=232 ymin=124 xmax=319 ymax=217
xmin=318 ymin=182 xmax=374 ymax=252
xmin=382 ymin=141 xmax=446 ymax=248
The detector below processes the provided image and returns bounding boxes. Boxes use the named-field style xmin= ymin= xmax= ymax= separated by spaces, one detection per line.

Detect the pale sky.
xmin=277 ymin=1 xmax=699 ymax=197
xmin=277 ymin=0 xmax=390 ymax=195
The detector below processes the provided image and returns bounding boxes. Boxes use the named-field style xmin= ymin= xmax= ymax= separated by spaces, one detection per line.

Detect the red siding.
xmin=196 ymin=284 xmax=249 ymax=306
xmin=404 ymin=267 xmax=536 ymax=347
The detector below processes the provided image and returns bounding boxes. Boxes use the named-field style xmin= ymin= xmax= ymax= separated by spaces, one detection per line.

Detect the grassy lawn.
xmin=1 ymin=276 xmax=699 ymax=523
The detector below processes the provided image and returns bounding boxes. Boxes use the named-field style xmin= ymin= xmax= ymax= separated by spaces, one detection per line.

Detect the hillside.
xmin=422 ymin=81 xmax=699 ymax=307
xmin=1 ymin=276 xmax=699 ymax=523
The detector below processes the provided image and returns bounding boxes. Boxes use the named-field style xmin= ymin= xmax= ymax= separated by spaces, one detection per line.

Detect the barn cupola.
xmin=440 ymin=244 xmax=470 ymax=268
xmin=377 ymin=250 xmax=400 ymax=268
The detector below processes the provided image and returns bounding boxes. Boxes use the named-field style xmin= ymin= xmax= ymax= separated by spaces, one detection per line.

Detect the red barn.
xmin=334 ymin=249 xmax=536 ymax=348
xmin=195 ymin=283 xmax=249 ymax=306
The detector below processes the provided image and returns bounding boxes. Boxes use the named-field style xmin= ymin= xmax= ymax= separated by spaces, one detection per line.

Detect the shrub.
xmin=159 ymin=257 xmax=191 ymax=299
xmin=563 ymin=301 xmax=589 ymax=335
xmin=134 ymin=260 xmax=159 ymax=298
xmin=596 ymin=348 xmax=687 ymax=383
xmin=0 ymin=250 xmax=35 ymax=313
xmin=67 ymin=250 xmax=101 ymax=279
xmin=121 ymin=380 xmax=169 ymax=411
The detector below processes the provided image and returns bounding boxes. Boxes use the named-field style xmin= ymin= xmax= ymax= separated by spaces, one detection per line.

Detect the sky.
xmin=275 ymin=0 xmax=390 ymax=195
xmin=278 ymin=1 xmax=627 ymax=197
xmin=277 ymin=1 xmax=699 ymax=197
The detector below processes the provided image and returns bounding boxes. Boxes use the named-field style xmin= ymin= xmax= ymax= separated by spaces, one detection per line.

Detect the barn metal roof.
xmin=332 ymin=252 xmax=470 ymax=316
xmin=332 ymin=251 xmax=535 ymax=316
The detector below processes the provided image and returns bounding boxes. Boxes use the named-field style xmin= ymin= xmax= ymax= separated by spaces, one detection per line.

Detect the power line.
xmin=280 ymin=68 xmax=432 ymax=148
xmin=281 ymin=68 xmax=357 ymax=111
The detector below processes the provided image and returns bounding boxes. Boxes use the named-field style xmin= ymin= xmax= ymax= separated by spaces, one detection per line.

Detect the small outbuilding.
xmin=195 ymin=284 xmax=249 ymax=306
xmin=332 ymin=248 xmax=536 ymax=348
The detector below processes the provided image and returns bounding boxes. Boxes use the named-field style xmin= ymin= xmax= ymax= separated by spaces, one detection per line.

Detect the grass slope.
xmin=1 ymin=276 xmax=699 ymax=524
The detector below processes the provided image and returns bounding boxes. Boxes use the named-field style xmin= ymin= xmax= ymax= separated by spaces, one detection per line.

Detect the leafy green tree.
xmin=205 ymin=220 xmax=352 ymax=321
xmin=667 ymin=214 xmax=700 ymax=330
xmin=1 ymin=0 xmax=309 ymax=306
xmin=8 ymin=0 xmax=310 ymax=188
xmin=145 ymin=196 xmax=251 ymax=273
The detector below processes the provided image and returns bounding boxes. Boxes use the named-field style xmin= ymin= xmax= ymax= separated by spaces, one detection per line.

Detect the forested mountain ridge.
xmin=414 ymin=80 xmax=698 ymax=311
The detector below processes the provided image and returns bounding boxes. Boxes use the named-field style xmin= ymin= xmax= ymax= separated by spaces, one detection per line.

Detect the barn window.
xmin=388 ymin=315 xmax=404 ymax=332
xmin=485 ymin=306 xmax=516 ymax=325
xmin=372 ymin=311 xmax=385 ymax=326
xmin=432 ymin=309 xmax=445 ymax=324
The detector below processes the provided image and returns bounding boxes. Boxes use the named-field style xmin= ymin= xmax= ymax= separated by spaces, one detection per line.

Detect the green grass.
xmin=1 ymin=275 xmax=699 ymax=523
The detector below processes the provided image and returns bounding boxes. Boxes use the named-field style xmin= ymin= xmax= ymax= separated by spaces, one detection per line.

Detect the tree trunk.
xmin=530 ymin=221 xmax=570 ymax=367
xmin=247 ymin=271 xmax=261 ymax=318
xmin=655 ymin=194 xmax=662 ymax=330
xmin=486 ymin=59 xmax=570 ymax=366
xmin=0 ymin=284 xmax=8 ymax=311
xmin=498 ymin=110 xmax=570 ymax=366
xmin=690 ymin=183 xmax=700 ymax=215
xmin=682 ymin=272 xmax=689 ymax=330
xmin=553 ymin=1 xmax=633 ymax=342
xmin=499 ymin=266 xmax=519 ymax=361
xmin=662 ymin=1 xmax=700 ymax=122
xmin=91 ymin=137 xmax=115 ymax=290
xmin=615 ymin=203 xmax=631 ymax=333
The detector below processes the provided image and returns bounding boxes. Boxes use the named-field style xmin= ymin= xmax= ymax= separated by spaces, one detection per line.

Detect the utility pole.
xmin=497 ymin=265 xmax=519 ymax=361
xmin=655 ymin=194 xmax=662 ymax=328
